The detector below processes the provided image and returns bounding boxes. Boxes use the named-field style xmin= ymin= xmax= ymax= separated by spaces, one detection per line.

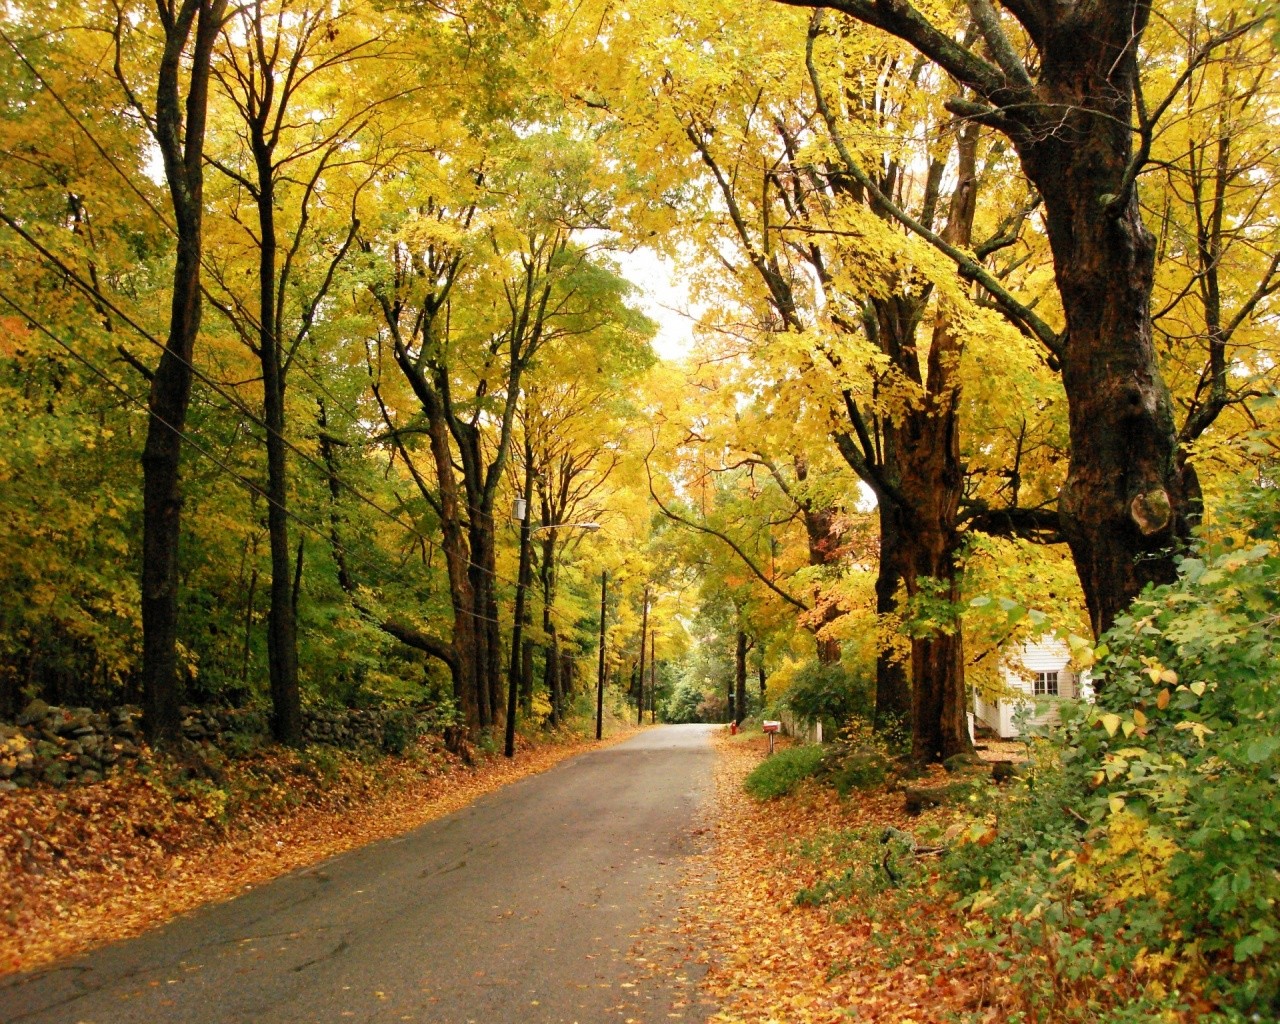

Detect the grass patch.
xmin=743 ymin=744 xmax=824 ymax=799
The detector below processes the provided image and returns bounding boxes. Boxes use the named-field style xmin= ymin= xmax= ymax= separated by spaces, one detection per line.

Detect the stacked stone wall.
xmin=1 ymin=700 xmax=427 ymax=789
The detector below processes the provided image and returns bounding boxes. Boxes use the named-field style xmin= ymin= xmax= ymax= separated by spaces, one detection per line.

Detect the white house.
xmin=972 ymin=638 xmax=1091 ymax=739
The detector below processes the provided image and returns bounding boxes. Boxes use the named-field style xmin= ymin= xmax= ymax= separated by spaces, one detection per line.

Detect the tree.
xmin=203 ymin=0 xmax=410 ymax=743
xmin=133 ymin=0 xmax=229 ymax=743
xmin=775 ymin=0 xmax=1264 ymax=639
xmin=366 ymin=129 xmax=651 ymax=733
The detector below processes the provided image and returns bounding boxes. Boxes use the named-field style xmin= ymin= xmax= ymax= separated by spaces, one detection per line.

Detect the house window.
xmin=1034 ymin=671 xmax=1059 ymax=696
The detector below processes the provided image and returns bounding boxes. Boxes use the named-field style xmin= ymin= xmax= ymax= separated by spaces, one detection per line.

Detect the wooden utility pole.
xmin=595 ymin=570 xmax=608 ymax=740
xmin=636 ymin=587 xmax=649 ymax=725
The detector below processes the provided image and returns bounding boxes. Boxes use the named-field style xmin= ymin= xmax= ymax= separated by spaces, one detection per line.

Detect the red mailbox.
xmin=762 ymin=721 xmax=781 ymax=733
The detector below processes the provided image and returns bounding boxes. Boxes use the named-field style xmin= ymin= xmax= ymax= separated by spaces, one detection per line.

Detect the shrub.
xmin=816 ymin=720 xmax=897 ymax=796
xmin=380 ymin=708 xmax=420 ymax=755
xmin=781 ymin=661 xmax=873 ymax=728
xmin=944 ymin=474 xmax=1280 ymax=1021
xmin=744 ymin=744 xmax=825 ymax=800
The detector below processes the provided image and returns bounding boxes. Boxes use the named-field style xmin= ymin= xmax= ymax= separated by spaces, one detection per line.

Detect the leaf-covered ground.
xmin=0 ymin=730 xmax=625 ymax=977
xmin=688 ymin=733 xmax=1006 ymax=1024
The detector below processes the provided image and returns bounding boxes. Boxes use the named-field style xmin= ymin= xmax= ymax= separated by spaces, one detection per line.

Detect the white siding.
xmin=974 ymin=638 xmax=1082 ymax=738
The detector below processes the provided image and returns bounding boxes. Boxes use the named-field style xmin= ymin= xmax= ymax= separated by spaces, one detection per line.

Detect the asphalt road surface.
xmin=1 ymin=724 xmax=718 ymax=1024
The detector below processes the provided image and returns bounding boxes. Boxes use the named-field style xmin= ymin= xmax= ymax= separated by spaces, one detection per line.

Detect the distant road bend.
xmin=1 ymin=724 xmax=717 ymax=1024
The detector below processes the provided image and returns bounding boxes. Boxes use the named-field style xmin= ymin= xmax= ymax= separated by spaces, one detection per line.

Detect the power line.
xmin=0 ymin=290 xmax=629 ymax=638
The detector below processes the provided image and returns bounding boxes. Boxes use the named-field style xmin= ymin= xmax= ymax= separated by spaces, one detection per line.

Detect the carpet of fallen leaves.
xmin=0 ymin=728 xmax=632 ymax=977
xmin=689 ymin=733 xmax=1005 ymax=1024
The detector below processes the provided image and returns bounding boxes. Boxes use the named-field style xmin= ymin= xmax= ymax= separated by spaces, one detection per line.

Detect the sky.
xmin=609 ymin=246 xmax=699 ymax=362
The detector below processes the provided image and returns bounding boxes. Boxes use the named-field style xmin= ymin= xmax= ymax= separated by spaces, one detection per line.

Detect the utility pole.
xmin=636 ymin=587 xmax=649 ymax=725
xmin=595 ymin=570 xmax=608 ymax=740
xmin=504 ymin=449 xmax=535 ymax=758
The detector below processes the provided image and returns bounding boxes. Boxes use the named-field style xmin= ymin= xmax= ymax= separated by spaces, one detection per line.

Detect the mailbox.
xmin=762 ymin=721 xmax=781 ymax=733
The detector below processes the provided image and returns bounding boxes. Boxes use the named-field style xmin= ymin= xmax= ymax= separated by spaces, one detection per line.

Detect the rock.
xmin=41 ymin=762 xmax=69 ymax=786
xmin=990 ymin=760 xmax=1021 ymax=783
xmin=0 ymin=780 xmax=16 ymax=792
xmin=904 ymin=781 xmax=976 ymax=815
xmin=17 ymin=699 xmax=50 ymax=727
xmin=943 ymin=752 xmax=984 ymax=773
xmin=55 ymin=711 xmax=91 ymax=736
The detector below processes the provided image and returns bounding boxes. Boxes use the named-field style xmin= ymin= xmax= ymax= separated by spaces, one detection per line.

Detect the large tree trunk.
xmin=785 ymin=0 xmax=1193 ymax=642
xmin=897 ymin=123 xmax=978 ymax=763
xmin=1021 ymin=18 xmax=1191 ymax=636
xmin=139 ymin=0 xmax=227 ymax=746
xmin=873 ymin=501 xmax=910 ymax=730
xmin=897 ymin=410 xmax=968 ymax=761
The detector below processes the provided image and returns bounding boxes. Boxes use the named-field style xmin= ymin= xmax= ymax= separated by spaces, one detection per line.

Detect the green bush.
xmin=782 ymin=661 xmax=873 ymax=728
xmin=380 ymin=708 xmax=421 ymax=755
xmin=944 ymin=475 xmax=1280 ymax=1021
xmin=744 ymin=744 xmax=825 ymax=800
xmin=816 ymin=721 xmax=897 ymax=796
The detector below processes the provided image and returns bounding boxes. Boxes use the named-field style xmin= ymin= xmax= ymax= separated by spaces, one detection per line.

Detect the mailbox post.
xmin=762 ymin=720 xmax=781 ymax=755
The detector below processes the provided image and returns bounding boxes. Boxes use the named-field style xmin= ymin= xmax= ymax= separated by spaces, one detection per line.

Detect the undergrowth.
xmin=743 ymin=744 xmax=824 ymax=799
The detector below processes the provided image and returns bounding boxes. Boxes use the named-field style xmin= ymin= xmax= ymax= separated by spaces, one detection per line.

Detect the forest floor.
xmin=686 ymin=732 xmax=1011 ymax=1024
xmin=0 ymin=723 xmax=637 ymax=977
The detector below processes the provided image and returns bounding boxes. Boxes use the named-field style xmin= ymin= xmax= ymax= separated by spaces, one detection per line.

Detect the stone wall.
xmin=1 ymin=700 xmax=427 ymax=790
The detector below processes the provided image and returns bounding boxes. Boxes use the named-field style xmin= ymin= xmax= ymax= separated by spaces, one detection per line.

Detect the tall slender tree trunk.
xmin=254 ymin=156 xmax=301 ymax=746
xmin=539 ymin=539 xmax=561 ymax=726
xmin=469 ymin=515 xmax=500 ymax=730
xmin=139 ymin=0 xmax=228 ymax=746
xmin=420 ymin=409 xmax=481 ymax=732
xmin=636 ymin=588 xmax=649 ymax=725
xmin=649 ymin=632 xmax=657 ymax=724
xmin=734 ymin=630 xmax=748 ymax=726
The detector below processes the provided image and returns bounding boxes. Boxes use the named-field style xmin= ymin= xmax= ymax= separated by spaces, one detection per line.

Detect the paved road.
xmin=1 ymin=724 xmax=718 ymax=1024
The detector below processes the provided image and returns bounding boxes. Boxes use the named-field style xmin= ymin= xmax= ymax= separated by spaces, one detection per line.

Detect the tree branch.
xmin=645 ymin=449 xmax=810 ymax=612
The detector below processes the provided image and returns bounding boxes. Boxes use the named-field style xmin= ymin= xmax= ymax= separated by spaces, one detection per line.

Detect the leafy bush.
xmin=944 ymin=476 xmax=1280 ymax=1020
xmin=816 ymin=722 xmax=896 ymax=796
xmin=744 ymin=744 xmax=825 ymax=800
xmin=781 ymin=661 xmax=873 ymax=728
xmin=794 ymin=827 xmax=923 ymax=908
xmin=380 ymin=708 xmax=421 ymax=755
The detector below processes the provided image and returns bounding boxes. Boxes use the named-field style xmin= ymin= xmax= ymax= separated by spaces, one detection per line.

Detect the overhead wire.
xmin=0 ymin=289 xmax=637 ymax=638
xmin=0 ymin=35 xmax=650 ymax=661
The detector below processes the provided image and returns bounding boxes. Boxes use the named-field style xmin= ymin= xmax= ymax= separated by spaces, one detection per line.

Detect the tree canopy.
xmin=0 ymin=0 xmax=1276 ymax=775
